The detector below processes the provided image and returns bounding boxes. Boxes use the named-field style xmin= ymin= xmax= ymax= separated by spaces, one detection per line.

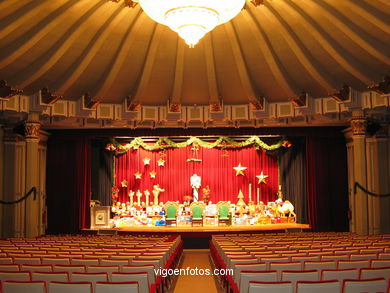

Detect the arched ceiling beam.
xmin=224 ymin=21 xmax=260 ymax=102
xmin=243 ymin=8 xmax=297 ymax=97
xmin=326 ymin=0 xmax=390 ymax=35
xmin=281 ymin=0 xmax=372 ymax=84
xmin=0 ymin=0 xmax=33 ymax=18
xmin=0 ymin=0 xmax=90 ymax=70
xmin=264 ymin=2 xmax=335 ymax=92
xmin=203 ymin=34 xmax=220 ymax=104
xmin=362 ymin=0 xmax=390 ymax=11
xmin=171 ymin=39 xmax=185 ymax=104
xmin=0 ymin=0 xmax=64 ymax=40
xmin=57 ymin=7 xmax=133 ymax=94
xmin=93 ymin=13 xmax=150 ymax=99
xmin=133 ymin=25 xmax=164 ymax=101
xmin=18 ymin=0 xmax=108 ymax=88
xmin=309 ymin=0 xmax=390 ymax=66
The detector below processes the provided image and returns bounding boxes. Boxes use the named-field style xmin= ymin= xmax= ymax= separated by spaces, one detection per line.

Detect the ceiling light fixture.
xmin=133 ymin=0 xmax=246 ymax=47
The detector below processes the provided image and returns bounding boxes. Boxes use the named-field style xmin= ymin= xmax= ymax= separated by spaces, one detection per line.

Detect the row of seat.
xmin=1 ymin=280 xmax=140 ymax=293
xmin=0 ymin=234 xmax=183 ymax=293
xmin=0 ymin=256 xmax=166 ymax=267
xmin=236 ymin=267 xmax=390 ymax=293
xmin=0 ymin=264 xmax=156 ymax=283
xmin=210 ymin=232 xmax=390 ymax=293
xmin=0 ymin=271 xmax=151 ymax=292
xmin=246 ymin=278 xmax=389 ymax=293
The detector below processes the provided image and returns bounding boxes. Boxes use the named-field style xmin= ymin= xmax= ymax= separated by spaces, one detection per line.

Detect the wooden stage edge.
xmin=83 ymin=223 xmax=310 ymax=234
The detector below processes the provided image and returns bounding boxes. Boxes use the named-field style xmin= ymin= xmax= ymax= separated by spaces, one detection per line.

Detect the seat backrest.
xmin=229 ymin=257 xmax=258 ymax=269
xmin=53 ymin=265 xmax=86 ymax=273
xmin=166 ymin=205 xmax=177 ymax=219
xmin=304 ymin=261 xmax=336 ymax=272
xmin=240 ymin=270 xmax=278 ymax=293
xmin=71 ymin=272 xmax=108 ymax=291
xmin=218 ymin=205 xmax=229 ymax=218
xmin=321 ymin=268 xmax=359 ymax=281
xmin=248 ymin=281 xmax=293 ymax=293
xmin=87 ymin=265 xmax=120 ymax=280
xmin=291 ymin=256 xmax=320 ymax=264
xmin=0 ymin=270 xmax=31 ymax=281
xmin=100 ymin=259 xmax=129 ymax=266
xmin=112 ymin=272 xmax=149 ymax=293
xmin=342 ymin=277 xmax=387 ymax=293
xmin=349 ymin=253 xmax=377 ymax=261
xmin=48 ymin=281 xmax=92 ymax=293
xmin=233 ymin=262 xmax=266 ymax=283
xmin=321 ymin=255 xmax=349 ymax=262
xmin=130 ymin=259 xmax=159 ymax=269
xmin=371 ymin=259 xmax=390 ymax=268
xmin=296 ymin=280 xmax=340 ymax=293
xmin=337 ymin=260 xmax=370 ymax=270
xmin=1 ymin=280 xmax=46 ymax=293
xmin=31 ymin=271 xmax=69 ymax=282
xmin=21 ymin=264 xmax=53 ymax=272
xmin=42 ymin=258 xmax=70 ymax=265
xmin=13 ymin=257 xmax=41 ymax=265
xmin=192 ymin=206 xmax=203 ymax=219
xmin=0 ymin=257 xmax=13 ymax=264
xmin=378 ymin=253 xmax=390 ymax=260
xmin=0 ymin=264 xmax=20 ymax=271
xmin=359 ymin=267 xmax=390 ymax=280
xmin=71 ymin=258 xmax=100 ymax=266
xmin=261 ymin=257 xmax=290 ymax=270
xmin=95 ymin=281 xmax=138 ymax=293
xmin=281 ymin=270 xmax=319 ymax=293
xmin=121 ymin=265 xmax=155 ymax=285
xmin=270 ymin=262 xmax=302 ymax=280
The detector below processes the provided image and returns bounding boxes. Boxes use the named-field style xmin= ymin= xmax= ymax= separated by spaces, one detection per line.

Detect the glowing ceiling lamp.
xmin=133 ymin=0 xmax=246 ymax=47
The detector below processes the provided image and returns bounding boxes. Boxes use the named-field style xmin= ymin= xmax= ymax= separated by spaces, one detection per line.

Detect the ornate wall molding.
xmin=350 ymin=117 xmax=367 ymax=136
xmin=24 ymin=121 xmax=41 ymax=140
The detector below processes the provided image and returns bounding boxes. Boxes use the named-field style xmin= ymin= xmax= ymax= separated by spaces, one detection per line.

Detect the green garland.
xmin=110 ymin=136 xmax=284 ymax=155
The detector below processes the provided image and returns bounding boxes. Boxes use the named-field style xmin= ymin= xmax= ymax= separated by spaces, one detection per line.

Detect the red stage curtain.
xmin=306 ymin=136 xmax=349 ymax=232
xmin=115 ymin=144 xmax=278 ymax=204
xmin=47 ymin=136 xmax=91 ymax=234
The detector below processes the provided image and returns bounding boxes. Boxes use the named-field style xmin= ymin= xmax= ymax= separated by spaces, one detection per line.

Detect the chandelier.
xmin=133 ymin=0 xmax=246 ymax=47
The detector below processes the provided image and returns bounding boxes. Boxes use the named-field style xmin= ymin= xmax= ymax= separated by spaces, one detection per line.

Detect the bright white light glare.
xmin=135 ymin=0 xmax=246 ymax=47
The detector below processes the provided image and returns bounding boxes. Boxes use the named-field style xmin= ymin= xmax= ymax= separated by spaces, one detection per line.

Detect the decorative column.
xmin=0 ymin=125 xmax=3 ymax=237
xmin=2 ymin=128 xmax=26 ymax=237
xmin=24 ymin=116 xmax=41 ymax=237
xmin=373 ymin=125 xmax=390 ymax=234
xmin=350 ymin=114 xmax=368 ymax=235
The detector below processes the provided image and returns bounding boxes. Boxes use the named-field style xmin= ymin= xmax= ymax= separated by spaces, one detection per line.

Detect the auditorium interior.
xmin=0 ymin=0 xmax=389 ymax=292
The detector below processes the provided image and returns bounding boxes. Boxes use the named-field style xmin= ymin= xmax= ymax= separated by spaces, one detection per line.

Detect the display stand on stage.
xmin=96 ymin=188 xmax=297 ymax=229
xmin=90 ymin=205 xmax=111 ymax=229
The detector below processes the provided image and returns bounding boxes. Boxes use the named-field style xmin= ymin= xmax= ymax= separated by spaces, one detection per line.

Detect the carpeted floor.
xmin=171 ymin=249 xmax=222 ymax=293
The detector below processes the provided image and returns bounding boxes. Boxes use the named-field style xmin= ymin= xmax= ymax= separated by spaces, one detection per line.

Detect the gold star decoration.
xmin=120 ymin=179 xmax=128 ymax=187
xmin=143 ymin=157 xmax=151 ymax=165
xmin=233 ymin=163 xmax=247 ymax=176
xmin=134 ymin=172 xmax=142 ymax=179
xmin=256 ymin=171 xmax=268 ymax=184
xmin=150 ymin=170 xmax=157 ymax=178
xmin=157 ymin=159 xmax=165 ymax=166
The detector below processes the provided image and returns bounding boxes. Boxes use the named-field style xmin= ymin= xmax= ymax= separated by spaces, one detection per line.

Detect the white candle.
xmin=257 ymin=188 xmax=260 ymax=204
xmin=248 ymin=184 xmax=252 ymax=202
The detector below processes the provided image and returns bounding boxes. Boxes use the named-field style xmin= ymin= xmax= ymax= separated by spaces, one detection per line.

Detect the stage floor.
xmin=85 ymin=223 xmax=310 ymax=234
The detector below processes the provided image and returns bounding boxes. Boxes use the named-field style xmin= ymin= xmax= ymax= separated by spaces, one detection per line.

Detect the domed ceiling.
xmin=0 ymin=0 xmax=389 ymax=109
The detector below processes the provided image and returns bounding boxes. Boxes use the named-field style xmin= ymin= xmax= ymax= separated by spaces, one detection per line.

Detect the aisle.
xmin=171 ymin=249 xmax=222 ymax=293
